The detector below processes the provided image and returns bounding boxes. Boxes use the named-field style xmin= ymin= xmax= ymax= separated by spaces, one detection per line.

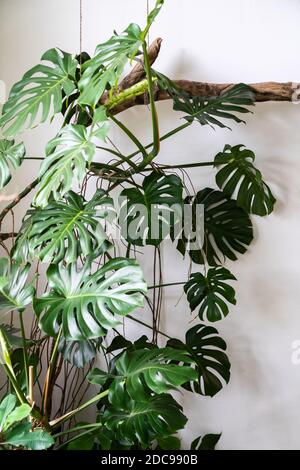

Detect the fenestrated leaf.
xmin=173 ymin=83 xmax=255 ymax=129
xmin=0 ymin=48 xmax=78 ymax=137
xmin=0 ymin=139 xmax=25 ymax=188
xmin=191 ymin=433 xmax=221 ymax=450
xmin=184 ymin=267 xmax=236 ymax=322
xmin=58 ymin=336 xmax=102 ymax=368
xmin=34 ymin=124 xmax=101 ymax=208
xmin=88 ymin=347 xmax=197 ymax=402
xmin=78 ymin=24 xmax=142 ymax=107
xmin=214 ymin=144 xmax=276 ymax=216
xmin=34 ymin=258 xmax=147 ymax=341
xmin=167 ymin=324 xmax=231 ymax=397
xmin=5 ymin=422 xmax=54 ymax=450
xmin=0 ymin=258 xmax=35 ymax=314
xmin=120 ymin=171 xmax=183 ymax=246
xmin=15 ymin=189 xmax=114 ymax=264
xmin=0 ymin=394 xmax=17 ymax=432
xmin=103 ymin=393 xmax=187 ymax=447
xmin=177 ymin=188 xmax=253 ymax=266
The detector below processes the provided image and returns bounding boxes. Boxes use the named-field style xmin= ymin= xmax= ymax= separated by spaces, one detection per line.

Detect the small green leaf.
xmin=173 ymin=83 xmax=255 ymax=129
xmin=0 ymin=258 xmax=35 ymax=314
xmin=214 ymin=144 xmax=276 ymax=216
xmin=3 ymin=404 xmax=31 ymax=431
xmin=0 ymin=139 xmax=25 ymax=188
xmin=191 ymin=433 xmax=221 ymax=450
xmin=0 ymin=394 xmax=17 ymax=432
xmin=167 ymin=324 xmax=231 ymax=397
xmin=184 ymin=267 xmax=236 ymax=322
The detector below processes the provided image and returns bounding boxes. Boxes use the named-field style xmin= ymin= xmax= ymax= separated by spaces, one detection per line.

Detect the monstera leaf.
xmin=0 ymin=139 xmax=25 ymax=189
xmin=0 ymin=259 xmax=34 ymax=314
xmin=184 ymin=267 xmax=236 ymax=322
xmin=172 ymin=83 xmax=254 ymax=129
xmin=214 ymin=144 xmax=276 ymax=216
xmin=78 ymin=24 xmax=142 ymax=107
xmin=34 ymin=258 xmax=147 ymax=340
xmin=191 ymin=433 xmax=221 ymax=450
xmin=167 ymin=324 xmax=231 ymax=397
xmin=88 ymin=347 xmax=197 ymax=402
xmin=0 ymin=394 xmax=54 ymax=450
xmin=120 ymin=171 xmax=183 ymax=246
xmin=103 ymin=393 xmax=187 ymax=447
xmin=177 ymin=188 xmax=253 ymax=266
xmin=0 ymin=48 xmax=78 ymax=137
xmin=14 ymin=190 xmax=114 ymax=264
xmin=34 ymin=124 xmax=100 ymax=208
xmin=58 ymin=337 xmax=102 ymax=368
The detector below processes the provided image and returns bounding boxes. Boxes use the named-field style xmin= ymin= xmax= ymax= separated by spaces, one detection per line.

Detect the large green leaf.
xmin=177 ymin=188 xmax=253 ymax=266
xmin=167 ymin=324 xmax=231 ymax=397
xmin=184 ymin=267 xmax=236 ymax=322
xmin=172 ymin=83 xmax=254 ymax=129
xmin=214 ymin=144 xmax=276 ymax=216
xmin=14 ymin=189 xmax=114 ymax=264
xmin=34 ymin=124 xmax=101 ymax=208
xmin=5 ymin=422 xmax=54 ymax=450
xmin=78 ymin=24 xmax=142 ymax=107
xmin=34 ymin=258 xmax=147 ymax=340
xmin=103 ymin=393 xmax=187 ymax=447
xmin=88 ymin=347 xmax=197 ymax=402
xmin=0 ymin=48 xmax=78 ymax=137
xmin=0 ymin=139 xmax=25 ymax=189
xmin=0 ymin=258 xmax=35 ymax=314
xmin=120 ymin=171 xmax=183 ymax=246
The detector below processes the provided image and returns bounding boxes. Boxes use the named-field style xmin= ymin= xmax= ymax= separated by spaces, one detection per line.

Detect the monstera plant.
xmin=0 ymin=0 xmax=276 ymax=450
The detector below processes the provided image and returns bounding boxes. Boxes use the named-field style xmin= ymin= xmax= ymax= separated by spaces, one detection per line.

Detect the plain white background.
xmin=1 ymin=0 xmax=300 ymax=450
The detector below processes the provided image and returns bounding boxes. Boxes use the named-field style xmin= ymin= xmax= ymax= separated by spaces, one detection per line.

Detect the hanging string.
xmin=80 ymin=0 xmax=83 ymax=57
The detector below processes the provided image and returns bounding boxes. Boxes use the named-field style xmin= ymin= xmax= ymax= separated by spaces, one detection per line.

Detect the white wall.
xmin=1 ymin=0 xmax=300 ymax=450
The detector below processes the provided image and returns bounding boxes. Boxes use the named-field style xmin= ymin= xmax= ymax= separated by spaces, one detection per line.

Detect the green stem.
xmin=49 ymin=389 xmax=109 ymax=429
xmin=55 ymin=426 xmax=102 ymax=450
xmin=19 ymin=310 xmax=29 ymax=395
xmin=42 ymin=327 xmax=62 ymax=417
xmin=109 ymin=114 xmax=148 ymax=161
xmin=127 ymin=314 xmax=171 ymax=339
xmin=53 ymin=423 xmax=102 ymax=440
xmin=141 ymin=41 xmax=160 ymax=165
xmin=96 ymin=145 xmax=138 ymax=171
xmin=2 ymin=364 xmax=27 ymax=405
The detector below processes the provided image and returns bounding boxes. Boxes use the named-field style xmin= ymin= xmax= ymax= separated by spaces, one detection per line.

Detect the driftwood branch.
xmin=105 ymin=37 xmax=299 ymax=115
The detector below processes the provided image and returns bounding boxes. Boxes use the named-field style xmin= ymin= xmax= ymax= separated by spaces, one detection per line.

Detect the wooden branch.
xmin=102 ymin=37 xmax=299 ymax=115
xmin=110 ymin=80 xmax=299 ymax=115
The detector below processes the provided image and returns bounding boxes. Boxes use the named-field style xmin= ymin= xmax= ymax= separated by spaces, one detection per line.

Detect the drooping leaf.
xmin=0 ymin=139 xmax=25 ymax=188
xmin=78 ymin=24 xmax=142 ymax=107
xmin=191 ymin=433 xmax=221 ymax=450
xmin=58 ymin=336 xmax=102 ymax=368
xmin=177 ymin=188 xmax=253 ymax=266
xmin=167 ymin=324 xmax=231 ymax=397
xmin=172 ymin=83 xmax=255 ymax=129
xmin=0 ymin=48 xmax=78 ymax=137
xmin=88 ymin=347 xmax=197 ymax=402
xmin=15 ymin=189 xmax=114 ymax=264
xmin=0 ymin=258 xmax=35 ymax=314
xmin=34 ymin=124 xmax=100 ymax=208
xmin=5 ymin=422 xmax=54 ymax=450
xmin=184 ymin=267 xmax=236 ymax=322
xmin=120 ymin=171 xmax=183 ymax=246
xmin=214 ymin=144 xmax=276 ymax=216
xmin=103 ymin=393 xmax=187 ymax=447
xmin=34 ymin=258 xmax=147 ymax=340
